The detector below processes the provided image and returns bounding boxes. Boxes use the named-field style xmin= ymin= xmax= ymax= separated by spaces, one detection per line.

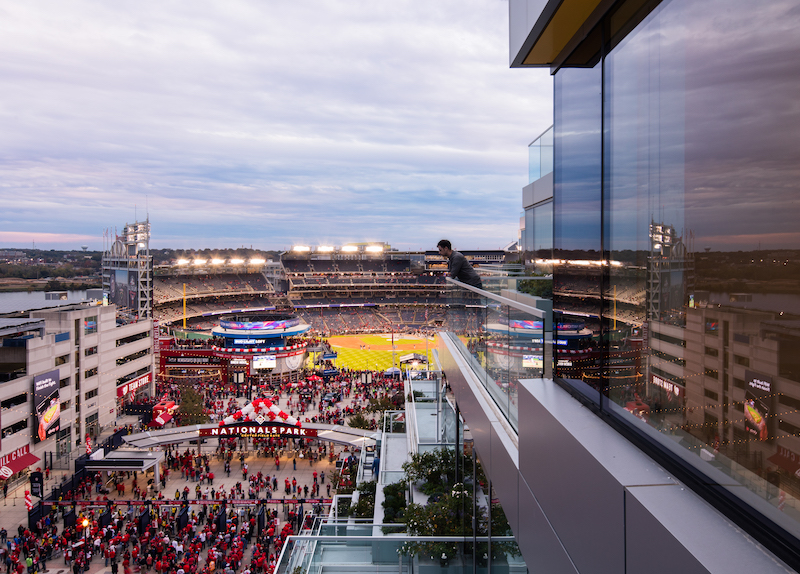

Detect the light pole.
xmin=82 ymin=517 xmax=89 ymax=544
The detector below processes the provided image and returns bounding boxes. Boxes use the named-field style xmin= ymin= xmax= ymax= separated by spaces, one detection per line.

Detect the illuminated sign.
xmin=165 ymin=356 xmax=222 ymax=365
xmin=232 ymin=338 xmax=269 ymax=345
xmin=744 ymin=370 xmax=773 ymax=442
xmin=117 ymin=373 xmax=152 ymax=398
xmin=522 ymin=355 xmax=543 ymax=369
xmin=651 ymin=374 xmax=684 ymax=398
xmin=199 ymin=423 xmax=317 ymax=438
xmin=509 ymin=320 xmax=543 ymax=330
xmin=252 ymin=355 xmax=277 ymax=369
xmin=33 ymin=370 xmax=60 ymax=443
xmin=219 ymin=318 xmax=300 ymax=331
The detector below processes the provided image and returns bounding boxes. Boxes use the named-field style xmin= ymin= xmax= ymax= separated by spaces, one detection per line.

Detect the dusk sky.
xmin=0 ymin=1 xmax=553 ymax=252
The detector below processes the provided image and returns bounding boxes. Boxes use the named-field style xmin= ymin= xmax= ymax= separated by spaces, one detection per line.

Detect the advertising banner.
xmin=107 ymin=269 xmax=138 ymax=311
xmin=252 ymin=355 xmax=277 ymax=369
xmin=164 ymin=355 xmax=223 ymax=365
xmin=219 ymin=317 xmax=300 ymax=331
xmin=33 ymin=369 xmax=61 ymax=443
xmin=744 ymin=370 xmax=773 ymax=441
xmin=30 ymin=471 xmax=44 ymax=498
xmin=127 ymin=270 xmax=139 ymax=310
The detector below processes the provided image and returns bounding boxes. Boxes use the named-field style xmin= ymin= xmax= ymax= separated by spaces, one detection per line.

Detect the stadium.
xmin=151 ymin=244 xmax=506 ymax=386
xmin=151 ymin=243 xmax=654 ymax=390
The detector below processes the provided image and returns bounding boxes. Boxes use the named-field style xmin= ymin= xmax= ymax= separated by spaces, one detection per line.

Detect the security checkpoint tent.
xmin=82 ymin=449 xmax=166 ymax=483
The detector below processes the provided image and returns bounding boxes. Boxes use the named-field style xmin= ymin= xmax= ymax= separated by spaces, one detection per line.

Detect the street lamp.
xmin=82 ymin=518 xmax=89 ymax=542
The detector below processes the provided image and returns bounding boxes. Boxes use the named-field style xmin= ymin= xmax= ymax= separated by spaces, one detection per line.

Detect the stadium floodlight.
xmin=317 ymin=245 xmax=334 ymax=252
xmin=341 ymin=245 xmax=358 ymax=252
xmin=177 ymin=259 xmax=190 ymax=265
xmin=230 ymin=258 xmax=245 ymax=264
xmin=293 ymin=246 xmax=310 ymax=252
xmin=249 ymin=258 xmax=266 ymax=265
xmin=366 ymin=245 xmax=383 ymax=253
xmin=193 ymin=258 xmax=207 ymax=265
xmin=211 ymin=258 xmax=225 ymax=265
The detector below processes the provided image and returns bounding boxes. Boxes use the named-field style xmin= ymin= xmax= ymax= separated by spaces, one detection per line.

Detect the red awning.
xmin=151 ymin=412 xmax=173 ymax=427
xmin=768 ymin=452 xmax=800 ymax=477
xmin=0 ymin=452 xmax=40 ymax=479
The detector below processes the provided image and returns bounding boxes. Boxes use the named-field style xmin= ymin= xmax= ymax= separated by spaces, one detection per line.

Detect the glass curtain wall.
xmin=553 ymin=0 xmax=800 ymax=550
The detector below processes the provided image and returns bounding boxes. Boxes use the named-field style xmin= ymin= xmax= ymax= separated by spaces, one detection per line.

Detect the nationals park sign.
xmin=199 ymin=422 xmax=317 ymax=438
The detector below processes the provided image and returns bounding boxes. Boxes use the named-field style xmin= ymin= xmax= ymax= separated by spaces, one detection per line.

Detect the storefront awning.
xmin=151 ymin=413 xmax=173 ymax=427
xmin=0 ymin=452 xmax=41 ymax=479
xmin=768 ymin=451 xmax=800 ymax=477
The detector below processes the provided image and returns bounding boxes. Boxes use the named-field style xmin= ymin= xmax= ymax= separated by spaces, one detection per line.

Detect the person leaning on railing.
xmin=437 ymin=239 xmax=482 ymax=289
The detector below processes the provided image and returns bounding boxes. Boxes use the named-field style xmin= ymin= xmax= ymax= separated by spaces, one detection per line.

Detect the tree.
xmin=401 ymin=448 xmax=456 ymax=496
xmin=347 ymin=412 xmax=371 ymax=429
xmin=178 ymin=387 xmax=209 ymax=425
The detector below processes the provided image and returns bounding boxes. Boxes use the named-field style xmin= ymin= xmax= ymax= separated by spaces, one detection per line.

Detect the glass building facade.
xmin=521 ymin=0 xmax=800 ymax=565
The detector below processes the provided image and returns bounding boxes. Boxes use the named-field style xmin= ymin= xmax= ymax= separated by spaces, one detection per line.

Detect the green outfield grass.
xmin=355 ymin=334 xmax=429 ymax=347
xmin=332 ymin=347 xmax=398 ymax=371
xmin=320 ymin=342 xmax=434 ymax=372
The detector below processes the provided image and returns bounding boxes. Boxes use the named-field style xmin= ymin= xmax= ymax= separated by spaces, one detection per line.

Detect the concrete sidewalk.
xmin=1 ymin=389 xmax=372 ymax=542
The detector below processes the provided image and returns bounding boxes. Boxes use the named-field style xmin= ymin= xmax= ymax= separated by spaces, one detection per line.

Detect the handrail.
xmin=445 ymin=277 xmax=546 ymax=318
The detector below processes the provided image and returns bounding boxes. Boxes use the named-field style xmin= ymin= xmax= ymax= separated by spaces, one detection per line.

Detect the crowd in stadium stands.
xmin=156 ymin=296 xmax=276 ymax=325
xmin=282 ymin=259 xmax=406 ymax=274
xmin=153 ymin=267 xmax=449 ymax=335
xmin=155 ymin=274 xmax=271 ymax=304
xmin=289 ymin=274 xmax=444 ymax=288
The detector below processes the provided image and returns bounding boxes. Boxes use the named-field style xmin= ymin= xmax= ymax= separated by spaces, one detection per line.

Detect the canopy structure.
xmin=82 ymin=449 xmax=166 ymax=483
xmin=399 ymin=353 xmax=427 ymax=364
xmin=123 ymin=422 xmax=378 ymax=450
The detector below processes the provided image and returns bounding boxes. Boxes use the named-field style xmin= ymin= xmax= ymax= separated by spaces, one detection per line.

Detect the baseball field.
xmin=316 ymin=333 xmax=436 ymax=372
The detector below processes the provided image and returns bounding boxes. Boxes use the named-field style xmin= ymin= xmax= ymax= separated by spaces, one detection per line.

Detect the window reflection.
xmin=552 ymin=0 xmax=800 ymax=537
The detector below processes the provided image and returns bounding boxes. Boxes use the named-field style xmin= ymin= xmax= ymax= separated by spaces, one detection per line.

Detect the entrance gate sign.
xmin=199 ymin=422 xmax=317 ymax=438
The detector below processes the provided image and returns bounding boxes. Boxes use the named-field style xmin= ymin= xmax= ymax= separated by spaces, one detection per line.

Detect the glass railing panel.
xmin=445 ymin=279 xmax=546 ymax=432
xmin=275 ymin=534 xmax=522 ymax=574
xmin=529 ymin=125 xmax=554 ymax=183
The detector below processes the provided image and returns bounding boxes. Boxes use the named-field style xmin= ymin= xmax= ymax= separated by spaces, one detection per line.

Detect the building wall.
xmin=0 ymin=304 xmax=154 ymax=466
xmin=439 ymin=333 xmax=791 ymax=572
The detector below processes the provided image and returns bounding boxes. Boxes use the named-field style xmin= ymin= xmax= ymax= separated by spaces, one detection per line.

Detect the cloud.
xmin=0 ymin=0 xmax=553 ymax=250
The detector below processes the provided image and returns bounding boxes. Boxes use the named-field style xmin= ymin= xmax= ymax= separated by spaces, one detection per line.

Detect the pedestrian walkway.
xmin=0 ymin=386 xmax=376 ymax=563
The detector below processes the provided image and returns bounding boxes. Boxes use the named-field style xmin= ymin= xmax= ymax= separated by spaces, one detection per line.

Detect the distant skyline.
xmin=0 ymin=1 xmax=553 ymax=253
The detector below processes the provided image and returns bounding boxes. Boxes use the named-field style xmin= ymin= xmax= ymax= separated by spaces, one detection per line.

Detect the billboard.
xmin=107 ymin=269 xmax=138 ymax=311
xmin=744 ymin=370 xmax=773 ymax=442
xmin=522 ymin=355 xmax=543 ymax=369
xmin=252 ymin=355 xmax=277 ymax=370
xmin=33 ymin=370 xmax=60 ymax=443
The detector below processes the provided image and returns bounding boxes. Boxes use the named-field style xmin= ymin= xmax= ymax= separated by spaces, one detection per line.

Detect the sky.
xmin=0 ymin=1 xmax=553 ymax=253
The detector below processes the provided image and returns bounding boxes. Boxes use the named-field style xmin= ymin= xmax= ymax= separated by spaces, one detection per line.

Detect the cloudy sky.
xmin=0 ymin=1 xmax=552 ymax=252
